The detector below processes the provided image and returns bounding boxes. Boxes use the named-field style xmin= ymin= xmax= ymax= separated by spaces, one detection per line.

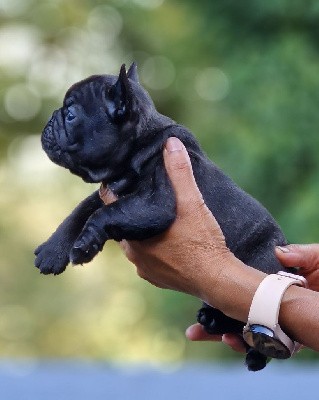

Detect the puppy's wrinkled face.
xmin=41 ymin=63 xmax=143 ymax=183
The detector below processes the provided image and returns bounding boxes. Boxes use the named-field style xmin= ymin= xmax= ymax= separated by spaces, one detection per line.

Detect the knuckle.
xmin=309 ymin=250 xmax=319 ymax=269
xmin=290 ymin=244 xmax=319 ymax=269
xmin=172 ymin=160 xmax=191 ymax=172
xmin=178 ymin=195 xmax=206 ymax=216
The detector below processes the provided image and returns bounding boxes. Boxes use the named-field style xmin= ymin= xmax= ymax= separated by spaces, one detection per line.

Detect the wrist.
xmin=243 ymin=272 xmax=307 ymax=359
xmin=198 ymin=253 xmax=266 ymax=323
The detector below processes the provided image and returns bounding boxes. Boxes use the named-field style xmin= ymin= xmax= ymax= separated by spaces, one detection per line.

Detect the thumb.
xmin=275 ymin=244 xmax=319 ymax=270
xmin=163 ymin=137 xmax=204 ymax=211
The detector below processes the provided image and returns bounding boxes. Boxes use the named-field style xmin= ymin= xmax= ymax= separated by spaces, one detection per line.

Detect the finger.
xmin=163 ymin=137 xmax=204 ymax=209
xmin=185 ymin=323 xmax=222 ymax=342
xmin=275 ymin=244 xmax=319 ymax=270
xmin=99 ymin=185 xmax=118 ymax=205
xmin=222 ymin=334 xmax=246 ymax=353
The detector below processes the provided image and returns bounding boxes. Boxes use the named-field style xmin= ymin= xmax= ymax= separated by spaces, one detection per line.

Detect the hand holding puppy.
xmin=102 ymin=137 xmax=319 ymax=355
xmin=100 ymin=137 xmax=235 ymax=300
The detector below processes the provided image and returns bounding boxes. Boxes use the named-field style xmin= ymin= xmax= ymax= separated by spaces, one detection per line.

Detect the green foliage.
xmin=0 ymin=0 xmax=319 ymax=363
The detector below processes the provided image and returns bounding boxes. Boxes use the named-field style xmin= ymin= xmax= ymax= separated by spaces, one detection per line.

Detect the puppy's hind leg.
xmin=197 ymin=303 xmax=268 ymax=371
xmin=245 ymin=348 xmax=268 ymax=372
xmin=197 ymin=303 xmax=244 ymax=334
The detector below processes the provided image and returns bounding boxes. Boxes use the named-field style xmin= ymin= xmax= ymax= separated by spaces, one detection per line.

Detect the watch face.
xmin=244 ymin=325 xmax=291 ymax=359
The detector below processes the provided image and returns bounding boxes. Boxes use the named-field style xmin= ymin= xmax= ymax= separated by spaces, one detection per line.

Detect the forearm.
xmin=197 ymin=254 xmax=265 ymax=322
xmin=199 ymin=255 xmax=319 ymax=351
xmin=279 ymin=285 xmax=319 ymax=350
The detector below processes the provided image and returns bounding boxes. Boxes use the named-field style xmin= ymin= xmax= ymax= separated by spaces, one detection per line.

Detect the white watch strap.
xmin=247 ymin=271 xmax=307 ymax=330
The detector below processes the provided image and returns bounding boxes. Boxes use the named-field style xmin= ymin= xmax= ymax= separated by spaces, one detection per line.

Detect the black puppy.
xmin=35 ymin=63 xmax=288 ymax=371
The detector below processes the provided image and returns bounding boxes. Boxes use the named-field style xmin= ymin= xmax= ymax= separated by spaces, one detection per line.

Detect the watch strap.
xmin=247 ymin=271 xmax=307 ymax=330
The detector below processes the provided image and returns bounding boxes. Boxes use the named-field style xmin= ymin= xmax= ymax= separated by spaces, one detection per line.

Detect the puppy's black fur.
xmin=35 ymin=63 xmax=288 ymax=371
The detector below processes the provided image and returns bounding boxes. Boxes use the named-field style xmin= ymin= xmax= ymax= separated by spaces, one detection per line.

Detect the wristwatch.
xmin=243 ymin=271 xmax=308 ymax=359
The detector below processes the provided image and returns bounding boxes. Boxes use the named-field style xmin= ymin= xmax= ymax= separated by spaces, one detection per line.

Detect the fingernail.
xmin=276 ymin=246 xmax=290 ymax=253
xmin=185 ymin=325 xmax=194 ymax=337
xmin=166 ymin=137 xmax=183 ymax=152
xmin=185 ymin=324 xmax=198 ymax=339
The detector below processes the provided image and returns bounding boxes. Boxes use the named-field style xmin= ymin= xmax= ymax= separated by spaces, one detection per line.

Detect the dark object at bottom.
xmin=197 ymin=305 xmax=269 ymax=371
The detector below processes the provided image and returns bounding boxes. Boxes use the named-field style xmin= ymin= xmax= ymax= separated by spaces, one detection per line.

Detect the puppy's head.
xmin=41 ymin=63 xmax=154 ymax=183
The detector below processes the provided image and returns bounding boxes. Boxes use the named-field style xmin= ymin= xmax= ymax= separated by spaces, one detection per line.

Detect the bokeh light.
xmin=27 ymin=46 xmax=69 ymax=98
xmin=87 ymin=5 xmax=123 ymax=49
xmin=142 ymin=56 xmax=175 ymax=90
xmin=0 ymin=24 xmax=42 ymax=75
xmin=0 ymin=0 xmax=34 ymax=17
xmin=4 ymin=84 xmax=41 ymax=121
xmin=195 ymin=67 xmax=230 ymax=102
xmin=7 ymin=135 xmax=58 ymax=183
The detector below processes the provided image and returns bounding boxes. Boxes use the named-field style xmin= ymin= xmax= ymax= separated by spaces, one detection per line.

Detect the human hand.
xmin=101 ymin=138 xmax=319 ymax=354
xmin=100 ymin=136 xmax=235 ymax=299
xmin=275 ymin=244 xmax=319 ymax=291
xmin=185 ymin=323 xmax=246 ymax=353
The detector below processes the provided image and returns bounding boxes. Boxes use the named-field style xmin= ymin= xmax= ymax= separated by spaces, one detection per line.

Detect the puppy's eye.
xmin=66 ymin=110 xmax=76 ymax=122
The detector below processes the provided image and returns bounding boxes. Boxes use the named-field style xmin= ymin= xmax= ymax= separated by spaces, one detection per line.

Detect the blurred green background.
xmin=0 ymin=0 xmax=319 ymax=365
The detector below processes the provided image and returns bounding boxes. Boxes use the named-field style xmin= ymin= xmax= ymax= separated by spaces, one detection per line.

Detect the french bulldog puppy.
xmin=35 ymin=63 xmax=288 ymax=371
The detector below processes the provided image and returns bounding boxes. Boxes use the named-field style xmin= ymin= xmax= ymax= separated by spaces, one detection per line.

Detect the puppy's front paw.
xmin=34 ymin=241 xmax=70 ymax=275
xmin=70 ymin=225 xmax=107 ymax=265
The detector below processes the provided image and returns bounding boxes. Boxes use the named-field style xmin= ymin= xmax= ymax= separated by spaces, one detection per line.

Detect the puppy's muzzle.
xmin=42 ymin=118 xmax=56 ymax=150
xmin=41 ymin=111 xmax=68 ymax=166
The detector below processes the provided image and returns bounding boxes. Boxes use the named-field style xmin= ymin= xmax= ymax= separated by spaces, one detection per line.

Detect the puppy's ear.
xmin=127 ymin=62 xmax=139 ymax=83
xmin=108 ymin=64 xmax=136 ymax=123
